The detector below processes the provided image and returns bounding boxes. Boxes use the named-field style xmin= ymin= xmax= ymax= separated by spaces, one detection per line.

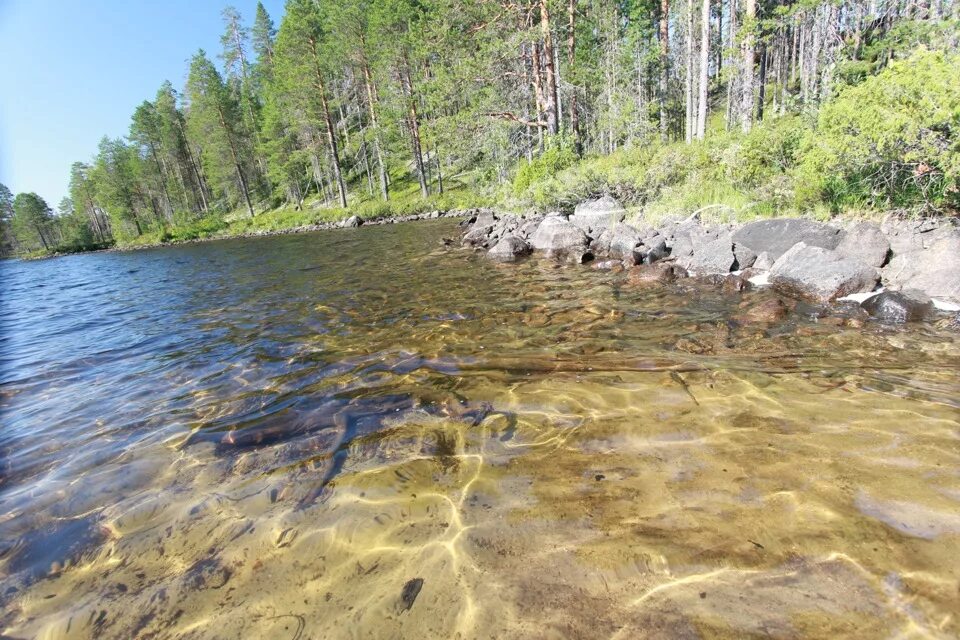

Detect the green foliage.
xmin=54 ymin=197 xmax=102 ymax=252
xmin=11 ymin=193 xmax=55 ymax=251
xmin=795 ymin=48 xmax=960 ymax=213
xmin=512 ymin=144 xmax=577 ymax=197
xmin=160 ymin=215 xmax=228 ymax=242
xmin=728 ymin=115 xmax=807 ymax=188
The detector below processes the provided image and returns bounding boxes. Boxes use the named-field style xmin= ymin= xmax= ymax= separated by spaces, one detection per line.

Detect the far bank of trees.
xmin=3 ymin=0 xmax=959 ymax=256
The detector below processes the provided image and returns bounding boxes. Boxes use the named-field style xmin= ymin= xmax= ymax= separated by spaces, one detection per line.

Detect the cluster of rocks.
xmin=459 ymin=196 xmax=960 ymax=324
xmin=339 ymin=209 xmax=471 ymax=228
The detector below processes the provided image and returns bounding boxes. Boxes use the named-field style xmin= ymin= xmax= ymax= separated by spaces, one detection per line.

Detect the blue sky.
xmin=0 ymin=0 xmax=286 ymax=206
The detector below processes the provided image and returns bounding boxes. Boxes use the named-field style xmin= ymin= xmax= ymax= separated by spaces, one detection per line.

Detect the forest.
xmin=1 ymin=0 xmax=958 ymax=256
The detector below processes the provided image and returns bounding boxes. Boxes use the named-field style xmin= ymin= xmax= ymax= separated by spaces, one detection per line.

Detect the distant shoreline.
xmin=13 ymin=210 xmax=472 ymax=261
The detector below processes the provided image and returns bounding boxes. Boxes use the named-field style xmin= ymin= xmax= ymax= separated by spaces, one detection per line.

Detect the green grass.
xmin=108 ymin=170 xmax=491 ymax=250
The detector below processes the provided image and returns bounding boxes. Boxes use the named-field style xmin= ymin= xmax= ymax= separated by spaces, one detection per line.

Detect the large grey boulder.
xmin=665 ymin=223 xmax=723 ymax=260
xmin=487 ymin=236 xmax=532 ymax=263
xmin=882 ymin=231 xmax=960 ymax=301
xmin=861 ymin=290 xmax=933 ymax=323
xmin=529 ymin=216 xmax=590 ymax=252
xmin=836 ymin=221 xmax=890 ymax=268
xmin=733 ymin=243 xmax=758 ymax=269
xmin=461 ymin=225 xmax=493 ymax=247
xmin=594 ymin=224 xmax=671 ymax=265
xmin=678 ymin=234 xmax=737 ymax=274
xmin=341 ymin=215 xmax=362 ymax=228
xmin=568 ymin=195 xmax=626 ymax=235
xmin=753 ymin=251 xmax=775 ymax=271
xmin=518 ymin=216 xmax=545 ymax=239
xmin=880 ymin=216 xmax=957 ymax=256
xmin=640 ymin=236 xmax=669 ymax=264
xmin=769 ymin=242 xmax=879 ymax=303
xmin=473 ymin=210 xmax=499 ymax=228
xmin=732 ymin=218 xmax=844 ymax=260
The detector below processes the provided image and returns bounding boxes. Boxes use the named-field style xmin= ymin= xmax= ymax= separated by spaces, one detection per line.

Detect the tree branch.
xmin=484 ymin=111 xmax=548 ymax=127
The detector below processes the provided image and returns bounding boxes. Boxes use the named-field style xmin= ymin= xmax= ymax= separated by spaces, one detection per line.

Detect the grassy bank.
xmin=113 ymin=175 xmax=494 ymax=251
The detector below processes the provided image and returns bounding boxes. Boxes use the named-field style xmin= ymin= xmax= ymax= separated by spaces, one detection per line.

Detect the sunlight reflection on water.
xmin=1 ymin=220 xmax=959 ymax=639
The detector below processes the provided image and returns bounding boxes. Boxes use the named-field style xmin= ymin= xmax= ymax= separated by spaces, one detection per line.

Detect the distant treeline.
xmin=2 ymin=0 xmax=958 ymax=256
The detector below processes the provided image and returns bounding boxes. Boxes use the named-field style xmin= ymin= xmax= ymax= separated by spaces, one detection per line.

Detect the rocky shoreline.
xmin=458 ymin=196 xmax=960 ymax=326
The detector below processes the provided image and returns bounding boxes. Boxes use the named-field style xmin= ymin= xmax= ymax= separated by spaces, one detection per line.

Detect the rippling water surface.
xmin=1 ymin=220 xmax=959 ymax=639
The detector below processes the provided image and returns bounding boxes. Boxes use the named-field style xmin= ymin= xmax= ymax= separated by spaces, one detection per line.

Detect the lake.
xmin=1 ymin=219 xmax=959 ymax=639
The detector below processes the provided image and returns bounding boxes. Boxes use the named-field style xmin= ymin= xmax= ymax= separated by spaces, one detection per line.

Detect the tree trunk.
xmin=756 ymin=42 xmax=767 ymax=121
xmin=33 ymin=223 xmax=49 ymax=250
xmin=435 ymin=144 xmax=444 ymax=195
xmin=361 ymin=53 xmax=389 ymax=201
xmin=685 ymin=0 xmax=694 ymax=143
xmin=148 ymin=144 xmax=174 ymax=223
xmin=401 ymin=61 xmax=429 ymax=199
xmin=540 ymin=0 xmax=560 ymax=135
xmin=531 ymin=40 xmax=547 ymax=148
xmin=696 ymin=0 xmax=710 ymax=139
xmin=659 ymin=0 xmax=670 ymax=141
xmin=216 ymin=104 xmax=255 ymax=218
xmin=309 ymin=38 xmax=347 ymax=208
xmin=739 ymin=0 xmax=756 ymax=131
xmin=361 ymin=139 xmax=374 ymax=196
xmin=177 ymin=117 xmax=209 ymax=214
xmin=568 ymin=0 xmax=582 ymax=155
xmin=725 ymin=0 xmax=737 ymax=130
xmin=86 ymin=197 xmax=106 ymax=243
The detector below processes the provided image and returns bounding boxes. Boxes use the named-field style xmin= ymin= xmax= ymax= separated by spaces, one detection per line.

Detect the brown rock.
xmin=721 ymin=274 xmax=752 ymax=293
xmin=736 ymin=298 xmax=790 ymax=324
xmin=628 ymin=262 xmax=688 ymax=285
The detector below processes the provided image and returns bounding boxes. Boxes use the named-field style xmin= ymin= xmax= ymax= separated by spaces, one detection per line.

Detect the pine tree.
xmin=252 ymin=2 xmax=277 ymax=77
xmin=155 ymin=81 xmax=209 ymax=215
xmin=11 ymin=192 xmax=55 ymax=251
xmin=273 ymin=0 xmax=348 ymax=208
xmin=186 ymin=50 xmax=256 ymax=217
xmin=0 ymin=183 xmax=16 ymax=255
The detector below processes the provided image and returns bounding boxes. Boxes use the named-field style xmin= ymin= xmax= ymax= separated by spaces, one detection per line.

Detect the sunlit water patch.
xmin=1 ymin=220 xmax=959 ymax=639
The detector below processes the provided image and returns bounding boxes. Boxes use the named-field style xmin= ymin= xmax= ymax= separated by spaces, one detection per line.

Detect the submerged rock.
xmin=732 ymin=218 xmax=844 ymax=260
xmin=721 ymin=274 xmax=752 ymax=293
xmin=769 ymin=242 xmax=879 ymax=303
xmin=398 ymin=577 xmax=424 ymax=613
xmin=735 ymin=298 xmax=790 ymax=323
xmin=860 ymin=290 xmax=933 ymax=323
xmin=487 ymin=235 xmax=532 ymax=263
xmin=627 ymin=262 xmax=688 ymax=285
xmin=593 ymin=259 xmax=625 ymax=272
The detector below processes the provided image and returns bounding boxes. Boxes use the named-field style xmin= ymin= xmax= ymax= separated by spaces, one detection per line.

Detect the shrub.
xmin=794 ymin=48 xmax=960 ymax=213
xmin=512 ymin=144 xmax=577 ymax=197
xmin=729 ymin=114 xmax=807 ymax=189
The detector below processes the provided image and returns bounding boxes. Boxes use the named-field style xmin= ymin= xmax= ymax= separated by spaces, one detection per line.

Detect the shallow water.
xmin=1 ymin=219 xmax=959 ymax=639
